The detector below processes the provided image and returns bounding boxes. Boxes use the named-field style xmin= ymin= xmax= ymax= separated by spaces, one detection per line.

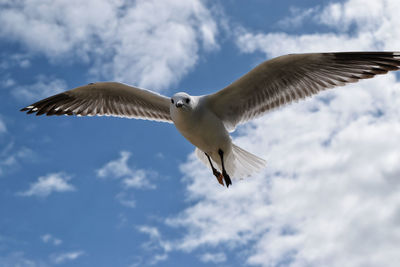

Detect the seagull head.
xmin=171 ymin=92 xmax=193 ymax=110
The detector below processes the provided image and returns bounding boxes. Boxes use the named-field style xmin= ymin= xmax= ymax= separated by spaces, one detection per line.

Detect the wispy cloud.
xmin=97 ymin=151 xmax=156 ymax=189
xmin=0 ymin=142 xmax=33 ymax=177
xmin=51 ymin=251 xmax=84 ymax=264
xmin=0 ymin=251 xmax=45 ymax=267
xmin=0 ymin=0 xmax=220 ymax=90
xmin=97 ymin=151 xmax=157 ymax=208
xmin=115 ymin=192 xmax=136 ymax=209
xmin=41 ymin=234 xmax=62 ymax=246
xmin=18 ymin=172 xmax=75 ymax=198
xmin=276 ymin=7 xmax=319 ymax=29
xmin=0 ymin=53 xmax=31 ymax=70
xmin=236 ymin=0 xmax=400 ymax=57
xmin=137 ymin=226 xmax=171 ymax=265
xmin=199 ymin=252 xmax=226 ymax=264
xmin=0 ymin=117 xmax=6 ymax=134
xmin=10 ymin=75 xmax=66 ymax=101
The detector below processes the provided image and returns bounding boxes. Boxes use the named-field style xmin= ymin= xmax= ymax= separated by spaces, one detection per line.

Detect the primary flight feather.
xmin=21 ymin=52 xmax=400 ymax=187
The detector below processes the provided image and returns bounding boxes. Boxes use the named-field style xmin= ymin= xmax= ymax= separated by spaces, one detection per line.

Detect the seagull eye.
xmin=171 ymin=99 xmax=174 ymax=104
xmin=185 ymin=98 xmax=190 ymax=104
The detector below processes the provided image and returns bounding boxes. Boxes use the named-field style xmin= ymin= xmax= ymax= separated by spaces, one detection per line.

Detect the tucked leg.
xmin=205 ymin=153 xmax=224 ymax=186
xmin=218 ymin=149 xmax=232 ymax=187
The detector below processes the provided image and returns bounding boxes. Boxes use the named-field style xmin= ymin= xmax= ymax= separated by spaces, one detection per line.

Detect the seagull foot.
xmin=222 ymin=170 xmax=232 ymax=188
xmin=217 ymin=174 xmax=224 ymax=186
xmin=213 ymin=169 xmax=225 ymax=186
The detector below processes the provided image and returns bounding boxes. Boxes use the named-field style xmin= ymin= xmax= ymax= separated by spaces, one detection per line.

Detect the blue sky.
xmin=1 ymin=0 xmax=400 ymax=266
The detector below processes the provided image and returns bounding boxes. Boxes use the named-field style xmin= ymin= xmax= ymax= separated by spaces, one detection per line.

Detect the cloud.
xmin=0 ymin=53 xmax=31 ymax=70
xmin=97 ymin=151 xmax=156 ymax=208
xmin=318 ymin=0 xmax=400 ymax=41
xmin=1 ymin=77 xmax=16 ymax=88
xmin=115 ymin=192 xmax=136 ymax=209
xmin=10 ymin=75 xmax=66 ymax=101
xmin=0 ymin=252 xmax=46 ymax=267
xmin=0 ymin=143 xmax=33 ymax=176
xmin=149 ymin=254 xmax=168 ymax=266
xmin=276 ymin=7 xmax=319 ymax=29
xmin=0 ymin=0 xmax=220 ymax=90
xmin=97 ymin=151 xmax=155 ymax=189
xmin=236 ymin=0 xmax=400 ymax=57
xmin=41 ymin=234 xmax=62 ymax=246
xmin=51 ymin=251 xmax=84 ymax=264
xmin=150 ymin=0 xmax=400 ymax=266
xmin=137 ymin=226 xmax=171 ymax=265
xmin=199 ymin=252 xmax=226 ymax=264
xmin=18 ymin=172 xmax=75 ymax=197
xmin=0 ymin=117 xmax=6 ymax=134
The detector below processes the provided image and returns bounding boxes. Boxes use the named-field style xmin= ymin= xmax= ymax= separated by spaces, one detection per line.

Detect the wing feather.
xmin=206 ymin=52 xmax=400 ymax=131
xmin=21 ymin=82 xmax=172 ymax=123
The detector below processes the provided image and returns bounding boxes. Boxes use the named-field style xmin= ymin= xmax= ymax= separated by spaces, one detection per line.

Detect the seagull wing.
xmin=20 ymin=82 xmax=172 ymax=123
xmin=206 ymin=52 xmax=400 ymax=131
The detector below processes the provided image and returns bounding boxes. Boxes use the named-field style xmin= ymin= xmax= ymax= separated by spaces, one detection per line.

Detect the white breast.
xmin=170 ymin=100 xmax=232 ymax=155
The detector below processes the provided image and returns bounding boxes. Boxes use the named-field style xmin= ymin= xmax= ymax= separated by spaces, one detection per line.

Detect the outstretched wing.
xmin=206 ymin=52 xmax=400 ymax=131
xmin=21 ymin=82 xmax=172 ymax=123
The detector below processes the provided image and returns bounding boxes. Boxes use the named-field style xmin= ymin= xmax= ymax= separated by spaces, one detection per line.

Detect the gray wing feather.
xmin=206 ymin=52 xmax=400 ymax=131
xmin=21 ymin=82 xmax=172 ymax=123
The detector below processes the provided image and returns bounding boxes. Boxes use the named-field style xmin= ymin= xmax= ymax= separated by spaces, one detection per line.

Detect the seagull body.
xmin=170 ymin=93 xmax=231 ymax=160
xmin=170 ymin=93 xmax=236 ymax=185
xmin=21 ymin=52 xmax=400 ymax=187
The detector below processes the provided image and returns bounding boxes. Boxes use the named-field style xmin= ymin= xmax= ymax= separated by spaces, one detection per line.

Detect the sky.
xmin=1 ymin=0 xmax=400 ymax=266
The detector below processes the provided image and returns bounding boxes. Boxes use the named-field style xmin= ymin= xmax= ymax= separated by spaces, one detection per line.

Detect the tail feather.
xmin=195 ymin=144 xmax=266 ymax=179
xmin=228 ymin=144 xmax=266 ymax=178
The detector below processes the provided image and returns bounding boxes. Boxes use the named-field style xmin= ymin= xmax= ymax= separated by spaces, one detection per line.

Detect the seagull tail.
xmin=227 ymin=143 xmax=266 ymax=178
xmin=195 ymin=145 xmax=266 ymax=179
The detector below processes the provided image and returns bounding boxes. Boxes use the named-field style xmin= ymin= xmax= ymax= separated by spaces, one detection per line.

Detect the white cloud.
xmin=53 ymin=239 xmax=62 ymax=246
xmin=1 ymin=77 xmax=16 ymax=88
xmin=199 ymin=252 xmax=226 ymax=264
xmin=0 ymin=117 xmax=6 ymax=134
xmin=11 ymin=75 xmax=66 ymax=101
xmin=0 ymin=53 xmax=31 ymax=69
xmin=237 ymin=0 xmax=400 ymax=57
xmin=97 ymin=151 xmax=156 ymax=208
xmin=97 ymin=151 xmax=155 ymax=189
xmin=0 ymin=143 xmax=33 ymax=176
xmin=41 ymin=234 xmax=62 ymax=246
xmin=276 ymin=7 xmax=319 ymax=29
xmin=156 ymin=1 xmax=400 ymax=266
xmin=41 ymin=234 xmax=51 ymax=243
xmin=115 ymin=192 xmax=136 ymax=209
xmin=149 ymin=254 xmax=168 ymax=266
xmin=51 ymin=251 xmax=84 ymax=264
xmin=0 ymin=252 xmax=45 ymax=267
xmin=137 ymin=226 xmax=171 ymax=265
xmin=318 ymin=0 xmax=400 ymax=40
xmin=122 ymin=169 xmax=154 ymax=189
xmin=18 ymin=172 xmax=75 ymax=197
xmin=0 ymin=0 xmax=219 ymax=90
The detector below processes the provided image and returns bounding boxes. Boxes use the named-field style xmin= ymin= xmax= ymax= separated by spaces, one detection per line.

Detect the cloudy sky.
xmin=1 ymin=0 xmax=400 ymax=266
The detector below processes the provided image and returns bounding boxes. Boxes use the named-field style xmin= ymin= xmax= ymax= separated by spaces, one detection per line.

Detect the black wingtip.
xmin=19 ymin=93 xmax=73 ymax=116
xmin=21 ymin=106 xmax=35 ymax=114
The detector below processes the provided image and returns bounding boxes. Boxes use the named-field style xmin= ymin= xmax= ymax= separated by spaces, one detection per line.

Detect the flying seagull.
xmin=21 ymin=52 xmax=400 ymax=187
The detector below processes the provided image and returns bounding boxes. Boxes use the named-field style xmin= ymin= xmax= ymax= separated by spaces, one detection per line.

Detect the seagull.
xmin=21 ymin=52 xmax=400 ymax=187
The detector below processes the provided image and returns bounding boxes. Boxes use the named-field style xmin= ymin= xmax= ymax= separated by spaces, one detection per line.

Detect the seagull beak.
xmin=176 ymin=100 xmax=183 ymax=108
